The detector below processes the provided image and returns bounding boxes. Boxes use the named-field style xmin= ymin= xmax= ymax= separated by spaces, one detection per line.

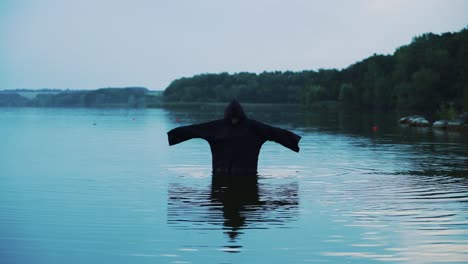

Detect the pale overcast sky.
xmin=1 ymin=0 xmax=467 ymax=90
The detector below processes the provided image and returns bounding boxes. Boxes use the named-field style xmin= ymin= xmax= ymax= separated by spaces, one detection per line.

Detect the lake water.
xmin=0 ymin=107 xmax=467 ymax=264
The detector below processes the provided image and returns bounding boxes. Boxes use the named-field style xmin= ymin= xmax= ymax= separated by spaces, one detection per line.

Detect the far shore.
xmin=148 ymin=100 xmax=341 ymax=111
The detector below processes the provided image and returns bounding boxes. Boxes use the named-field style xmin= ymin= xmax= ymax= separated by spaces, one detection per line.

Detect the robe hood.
xmin=224 ymin=100 xmax=247 ymax=122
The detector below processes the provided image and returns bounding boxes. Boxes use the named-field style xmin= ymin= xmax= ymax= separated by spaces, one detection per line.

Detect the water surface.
xmin=0 ymin=107 xmax=467 ymax=263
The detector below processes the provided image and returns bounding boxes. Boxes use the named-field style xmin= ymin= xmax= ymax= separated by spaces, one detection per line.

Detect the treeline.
xmin=164 ymin=28 xmax=468 ymax=114
xmin=0 ymin=87 xmax=162 ymax=108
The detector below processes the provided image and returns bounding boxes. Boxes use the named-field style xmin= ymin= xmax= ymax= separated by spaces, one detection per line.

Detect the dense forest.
xmin=164 ymin=28 xmax=468 ymax=114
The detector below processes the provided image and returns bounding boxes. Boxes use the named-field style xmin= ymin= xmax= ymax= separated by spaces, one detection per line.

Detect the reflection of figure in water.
xmin=210 ymin=176 xmax=260 ymax=241
xmin=168 ymin=175 xmax=299 ymax=243
xmin=167 ymin=100 xmax=301 ymax=175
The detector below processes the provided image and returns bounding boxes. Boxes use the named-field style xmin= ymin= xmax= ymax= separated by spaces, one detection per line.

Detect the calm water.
xmin=1 ymin=107 xmax=467 ymax=264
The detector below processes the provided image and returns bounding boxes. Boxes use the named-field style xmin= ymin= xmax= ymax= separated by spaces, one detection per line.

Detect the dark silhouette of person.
xmin=167 ymin=100 xmax=301 ymax=175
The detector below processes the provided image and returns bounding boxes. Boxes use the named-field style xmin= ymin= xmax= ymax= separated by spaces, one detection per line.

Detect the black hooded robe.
xmin=167 ymin=100 xmax=301 ymax=176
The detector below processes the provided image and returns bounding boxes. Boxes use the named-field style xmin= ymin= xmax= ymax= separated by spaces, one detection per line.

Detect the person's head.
xmin=224 ymin=99 xmax=246 ymax=125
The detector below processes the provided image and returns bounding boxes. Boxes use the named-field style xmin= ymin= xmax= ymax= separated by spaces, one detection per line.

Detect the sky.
xmin=1 ymin=0 xmax=467 ymax=90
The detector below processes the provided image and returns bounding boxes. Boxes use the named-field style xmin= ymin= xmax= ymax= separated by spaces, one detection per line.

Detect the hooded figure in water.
xmin=167 ymin=100 xmax=301 ymax=176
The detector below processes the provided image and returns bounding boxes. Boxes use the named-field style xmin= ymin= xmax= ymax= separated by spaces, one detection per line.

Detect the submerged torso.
xmin=207 ymin=119 xmax=265 ymax=175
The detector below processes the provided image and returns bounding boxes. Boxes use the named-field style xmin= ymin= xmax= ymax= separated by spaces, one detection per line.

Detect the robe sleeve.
xmin=254 ymin=121 xmax=301 ymax=152
xmin=167 ymin=121 xmax=218 ymax=146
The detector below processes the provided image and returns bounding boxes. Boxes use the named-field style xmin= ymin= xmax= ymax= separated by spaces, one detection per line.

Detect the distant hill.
xmin=0 ymin=87 xmax=163 ymax=108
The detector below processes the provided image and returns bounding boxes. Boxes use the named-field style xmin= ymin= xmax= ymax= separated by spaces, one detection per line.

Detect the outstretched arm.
xmin=167 ymin=121 xmax=218 ymax=146
xmin=254 ymin=121 xmax=301 ymax=152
